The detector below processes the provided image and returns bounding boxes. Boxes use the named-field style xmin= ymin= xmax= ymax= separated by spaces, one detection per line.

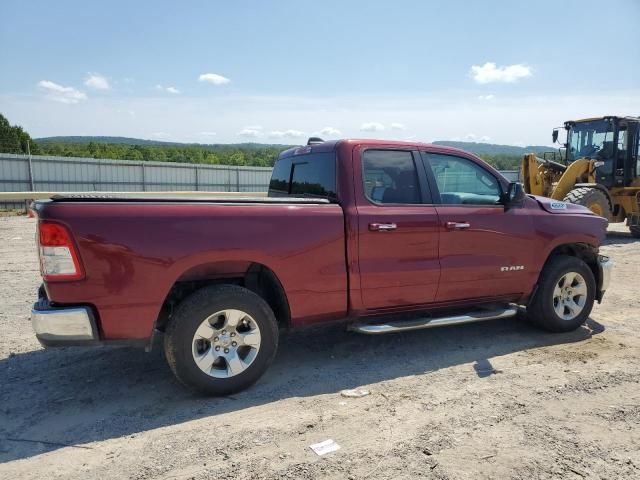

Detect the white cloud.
xmin=360 ymin=122 xmax=385 ymax=132
xmin=37 ymin=80 xmax=87 ymax=104
xmin=478 ymin=94 xmax=495 ymax=101
xmin=156 ymin=84 xmax=181 ymax=94
xmin=268 ymin=129 xmax=305 ymax=139
xmin=238 ymin=127 xmax=263 ymax=138
xmin=471 ymin=63 xmax=532 ymax=84
xmin=84 ymin=73 xmax=110 ymax=90
xmin=463 ymin=133 xmax=492 ymax=143
xmin=150 ymin=132 xmax=171 ymax=140
xmin=198 ymin=73 xmax=231 ymax=85
xmin=390 ymin=122 xmax=406 ymax=130
xmin=319 ymin=126 xmax=341 ymax=136
xmin=116 ymin=108 xmax=136 ymax=118
xmin=199 ymin=131 xmax=217 ymax=137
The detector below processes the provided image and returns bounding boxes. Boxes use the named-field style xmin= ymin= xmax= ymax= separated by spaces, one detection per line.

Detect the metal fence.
xmin=0 ymin=153 xmax=273 ymax=209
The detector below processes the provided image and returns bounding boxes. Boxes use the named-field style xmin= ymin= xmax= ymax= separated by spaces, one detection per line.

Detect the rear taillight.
xmin=38 ymin=221 xmax=84 ymax=281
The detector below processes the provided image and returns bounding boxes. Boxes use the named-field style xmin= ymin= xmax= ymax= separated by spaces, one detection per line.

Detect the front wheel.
xmin=164 ymin=284 xmax=279 ymax=395
xmin=526 ymin=255 xmax=596 ymax=332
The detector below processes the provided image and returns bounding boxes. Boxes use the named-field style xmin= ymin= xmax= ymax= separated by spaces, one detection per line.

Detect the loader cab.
xmin=564 ymin=116 xmax=640 ymax=188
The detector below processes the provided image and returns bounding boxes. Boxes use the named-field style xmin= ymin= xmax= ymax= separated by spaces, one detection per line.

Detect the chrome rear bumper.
xmin=32 ymin=299 xmax=97 ymax=346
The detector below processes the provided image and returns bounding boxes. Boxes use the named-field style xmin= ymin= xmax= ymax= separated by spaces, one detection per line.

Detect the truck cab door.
xmin=421 ymin=151 xmax=537 ymax=303
xmin=354 ymin=147 xmax=441 ymax=311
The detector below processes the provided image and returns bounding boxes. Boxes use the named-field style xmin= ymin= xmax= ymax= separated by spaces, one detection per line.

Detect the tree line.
xmin=36 ymin=141 xmax=285 ymax=167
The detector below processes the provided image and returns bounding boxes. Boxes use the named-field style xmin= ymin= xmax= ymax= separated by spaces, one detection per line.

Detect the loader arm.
xmin=520 ymin=153 xmax=594 ymax=200
xmin=549 ymin=159 xmax=594 ymax=200
xmin=521 ymin=153 xmax=545 ymax=196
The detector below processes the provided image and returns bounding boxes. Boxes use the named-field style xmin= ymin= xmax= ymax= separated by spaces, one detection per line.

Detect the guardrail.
xmin=0 ymin=191 xmax=268 ymax=212
xmin=0 ymin=191 xmax=268 ymax=201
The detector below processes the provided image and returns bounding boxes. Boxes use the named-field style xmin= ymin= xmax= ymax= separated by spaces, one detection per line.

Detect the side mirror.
xmin=503 ymin=182 xmax=526 ymax=208
xmin=552 ymin=129 xmax=559 ymax=144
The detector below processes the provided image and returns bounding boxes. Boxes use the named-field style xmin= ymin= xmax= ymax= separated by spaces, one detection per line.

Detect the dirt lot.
xmin=0 ymin=215 xmax=638 ymax=479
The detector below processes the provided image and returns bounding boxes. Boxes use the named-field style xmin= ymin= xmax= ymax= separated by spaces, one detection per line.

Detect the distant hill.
xmin=432 ymin=141 xmax=553 ymax=156
xmin=36 ymin=136 xmax=291 ymax=149
xmin=36 ymin=136 xmax=555 ymax=157
xmin=32 ymin=136 xmax=290 ymax=167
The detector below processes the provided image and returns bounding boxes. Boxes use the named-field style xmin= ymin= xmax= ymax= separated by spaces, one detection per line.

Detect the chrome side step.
xmin=349 ymin=307 xmax=518 ymax=335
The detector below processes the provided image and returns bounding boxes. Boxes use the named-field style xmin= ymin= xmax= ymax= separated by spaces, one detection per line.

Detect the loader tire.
xmin=629 ymin=225 xmax=640 ymax=238
xmin=563 ymin=187 xmax=610 ymax=220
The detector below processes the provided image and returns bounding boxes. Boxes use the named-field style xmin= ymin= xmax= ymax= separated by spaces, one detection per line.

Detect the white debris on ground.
xmin=309 ymin=439 xmax=341 ymax=456
xmin=340 ymin=388 xmax=371 ymax=398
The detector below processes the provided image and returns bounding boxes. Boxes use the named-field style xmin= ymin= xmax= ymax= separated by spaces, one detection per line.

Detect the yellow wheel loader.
xmin=521 ymin=116 xmax=640 ymax=236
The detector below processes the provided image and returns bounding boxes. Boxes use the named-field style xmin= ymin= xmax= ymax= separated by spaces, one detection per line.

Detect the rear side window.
xmin=269 ymin=157 xmax=293 ymax=195
xmin=363 ymin=150 xmax=423 ymax=204
xmin=269 ymin=152 xmax=337 ymax=199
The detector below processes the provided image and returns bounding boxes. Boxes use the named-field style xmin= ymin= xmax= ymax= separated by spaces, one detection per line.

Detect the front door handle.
xmin=369 ymin=222 xmax=397 ymax=232
xmin=445 ymin=221 xmax=471 ymax=230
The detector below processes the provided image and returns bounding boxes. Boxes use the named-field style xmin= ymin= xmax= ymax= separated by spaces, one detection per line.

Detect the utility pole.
xmin=27 ymin=140 xmax=35 ymax=192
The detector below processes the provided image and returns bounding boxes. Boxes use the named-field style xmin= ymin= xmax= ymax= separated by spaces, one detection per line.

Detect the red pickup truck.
xmin=31 ymin=138 xmax=612 ymax=395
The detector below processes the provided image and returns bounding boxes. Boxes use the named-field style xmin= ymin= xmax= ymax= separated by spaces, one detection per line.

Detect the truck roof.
xmin=278 ymin=138 xmax=475 ymax=160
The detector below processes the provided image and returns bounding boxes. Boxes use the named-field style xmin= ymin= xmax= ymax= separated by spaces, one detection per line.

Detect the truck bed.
xmin=49 ymin=194 xmax=331 ymax=204
xmin=34 ymin=197 xmax=347 ymax=340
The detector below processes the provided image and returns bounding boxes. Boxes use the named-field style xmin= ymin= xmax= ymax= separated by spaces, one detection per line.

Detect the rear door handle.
xmin=445 ymin=221 xmax=471 ymax=230
xmin=369 ymin=222 xmax=397 ymax=231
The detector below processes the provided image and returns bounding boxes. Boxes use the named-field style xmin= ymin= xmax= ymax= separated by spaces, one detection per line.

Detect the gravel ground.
xmin=0 ymin=215 xmax=639 ymax=479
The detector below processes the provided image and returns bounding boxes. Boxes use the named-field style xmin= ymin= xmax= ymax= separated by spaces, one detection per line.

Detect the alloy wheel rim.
xmin=552 ymin=272 xmax=588 ymax=320
xmin=191 ymin=309 xmax=261 ymax=378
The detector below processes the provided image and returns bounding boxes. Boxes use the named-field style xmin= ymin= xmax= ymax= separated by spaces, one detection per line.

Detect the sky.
xmin=1 ymin=0 xmax=639 ymax=146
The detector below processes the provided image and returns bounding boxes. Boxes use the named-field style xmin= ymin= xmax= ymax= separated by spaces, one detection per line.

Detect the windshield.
xmin=566 ymin=119 xmax=614 ymax=161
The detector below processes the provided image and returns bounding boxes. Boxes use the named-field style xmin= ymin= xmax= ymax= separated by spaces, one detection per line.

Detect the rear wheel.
xmin=164 ymin=284 xmax=279 ymax=395
xmin=563 ymin=187 xmax=610 ymax=220
xmin=526 ymin=255 xmax=596 ymax=332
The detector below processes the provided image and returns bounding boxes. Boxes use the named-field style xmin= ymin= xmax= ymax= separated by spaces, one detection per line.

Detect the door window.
xmin=362 ymin=150 xmax=425 ymax=204
xmin=427 ymin=153 xmax=501 ymax=205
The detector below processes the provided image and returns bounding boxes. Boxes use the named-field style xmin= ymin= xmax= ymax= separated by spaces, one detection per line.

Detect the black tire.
xmin=629 ymin=225 xmax=640 ymax=238
xmin=526 ymin=255 xmax=596 ymax=333
xmin=563 ymin=187 xmax=610 ymax=220
xmin=164 ymin=284 xmax=279 ymax=395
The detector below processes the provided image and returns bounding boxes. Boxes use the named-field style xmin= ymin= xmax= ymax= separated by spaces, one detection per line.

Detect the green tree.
xmin=0 ymin=113 xmax=40 ymax=154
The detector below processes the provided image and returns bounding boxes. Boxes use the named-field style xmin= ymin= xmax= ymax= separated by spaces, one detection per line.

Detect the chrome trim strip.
xmin=350 ymin=308 xmax=518 ymax=335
